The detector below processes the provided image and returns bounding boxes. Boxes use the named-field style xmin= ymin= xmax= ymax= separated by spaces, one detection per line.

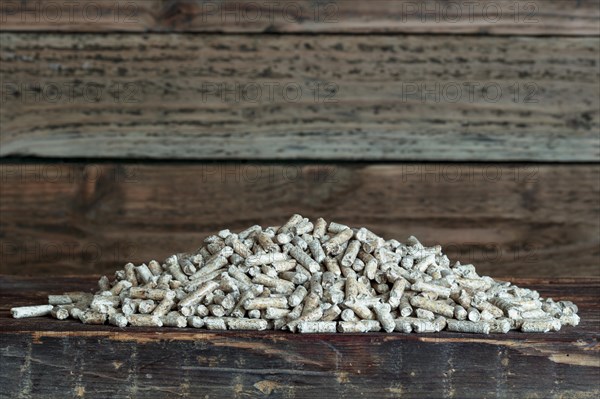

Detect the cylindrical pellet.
xmin=226 ymin=318 xmax=268 ymax=331
xmin=138 ymin=300 xmax=156 ymax=314
xmin=109 ymin=312 xmax=128 ymax=328
xmin=128 ymin=314 xmax=163 ymax=327
xmin=410 ymin=296 xmax=454 ymax=318
xmin=323 ymin=228 xmax=353 ymax=255
xmin=298 ymin=321 xmax=337 ymax=333
xmin=152 ymin=291 xmax=176 ymax=316
xmin=341 ymin=240 xmax=361 ymax=267
xmin=204 ymin=317 xmax=227 ymax=330
xmin=245 ymin=252 xmax=288 ymax=267
xmin=11 ymin=304 xmax=54 ymax=319
xmin=394 ymin=318 xmax=413 ymax=333
xmin=187 ymin=316 xmax=205 ymax=328
xmin=447 ymin=319 xmax=490 ymax=334
xmin=322 ymin=304 xmax=342 ymax=321
xmin=521 ymin=318 xmax=561 ymax=333
xmin=48 ymin=295 xmax=73 ymax=306
xmin=244 ymin=297 xmax=288 ymax=310
xmin=487 ymin=318 xmax=511 ymax=333
xmin=80 ymin=311 xmax=107 ymax=325
xmin=289 ymin=247 xmax=320 ymax=273
xmin=454 ymin=305 xmax=468 ymax=320
xmin=51 ymin=306 xmax=71 ymax=320
xmin=373 ymin=303 xmax=396 ymax=333
xmin=179 ymin=281 xmax=219 ymax=309
xmin=161 ymin=311 xmax=187 ymax=328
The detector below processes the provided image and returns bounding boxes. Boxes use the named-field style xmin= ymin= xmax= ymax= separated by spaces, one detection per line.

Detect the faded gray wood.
xmin=1 ymin=34 xmax=598 ymax=161
xmin=0 ymin=163 xmax=598 ymax=277
xmin=0 ymin=0 xmax=598 ymax=35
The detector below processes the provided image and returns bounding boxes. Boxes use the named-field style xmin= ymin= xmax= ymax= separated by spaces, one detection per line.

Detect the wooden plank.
xmin=1 ymin=163 xmax=598 ymax=277
xmin=1 ymin=276 xmax=598 ymax=399
xmin=1 ymin=34 xmax=598 ymax=162
xmin=1 ymin=0 xmax=598 ymax=35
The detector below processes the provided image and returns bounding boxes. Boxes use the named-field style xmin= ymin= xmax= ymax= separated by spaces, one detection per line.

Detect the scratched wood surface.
xmin=1 ymin=33 xmax=598 ymax=161
xmin=1 ymin=0 xmax=598 ymax=35
xmin=0 ymin=276 xmax=598 ymax=398
xmin=1 ymin=163 xmax=598 ymax=277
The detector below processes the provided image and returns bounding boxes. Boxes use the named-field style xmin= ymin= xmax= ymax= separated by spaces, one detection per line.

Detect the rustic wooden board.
xmin=1 ymin=0 xmax=598 ymax=35
xmin=1 ymin=34 xmax=598 ymax=161
xmin=0 ymin=0 xmax=600 ymax=36
xmin=1 ymin=163 xmax=598 ymax=277
xmin=0 ymin=276 xmax=598 ymax=399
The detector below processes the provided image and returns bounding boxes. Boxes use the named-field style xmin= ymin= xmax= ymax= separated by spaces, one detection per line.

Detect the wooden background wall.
xmin=1 ymin=0 xmax=598 ymax=278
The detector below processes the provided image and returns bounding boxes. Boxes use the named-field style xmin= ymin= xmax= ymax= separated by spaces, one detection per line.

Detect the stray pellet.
xmin=11 ymin=304 xmax=54 ymax=319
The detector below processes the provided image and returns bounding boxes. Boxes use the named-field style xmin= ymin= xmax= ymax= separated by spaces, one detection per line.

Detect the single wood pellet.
xmin=11 ymin=215 xmax=580 ymax=334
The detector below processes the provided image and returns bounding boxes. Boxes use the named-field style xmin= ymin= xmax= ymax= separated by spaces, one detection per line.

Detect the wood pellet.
xmin=11 ymin=215 xmax=580 ymax=334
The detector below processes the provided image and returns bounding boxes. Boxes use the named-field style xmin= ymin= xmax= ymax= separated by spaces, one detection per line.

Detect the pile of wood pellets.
xmin=11 ymin=215 xmax=580 ymax=334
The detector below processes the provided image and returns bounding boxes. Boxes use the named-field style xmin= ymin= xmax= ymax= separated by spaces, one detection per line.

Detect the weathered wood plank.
xmin=1 ymin=33 xmax=598 ymax=161
xmin=1 ymin=163 xmax=598 ymax=277
xmin=1 ymin=0 xmax=598 ymax=35
xmin=1 ymin=276 xmax=598 ymax=399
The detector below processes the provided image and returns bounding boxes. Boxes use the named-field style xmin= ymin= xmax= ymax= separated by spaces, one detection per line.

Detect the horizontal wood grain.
xmin=1 ymin=276 xmax=598 ymax=399
xmin=1 ymin=33 xmax=598 ymax=161
xmin=1 ymin=163 xmax=598 ymax=277
xmin=1 ymin=0 xmax=598 ymax=35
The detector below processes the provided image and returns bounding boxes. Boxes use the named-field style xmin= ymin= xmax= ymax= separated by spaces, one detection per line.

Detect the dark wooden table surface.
xmin=1 ymin=275 xmax=598 ymax=398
